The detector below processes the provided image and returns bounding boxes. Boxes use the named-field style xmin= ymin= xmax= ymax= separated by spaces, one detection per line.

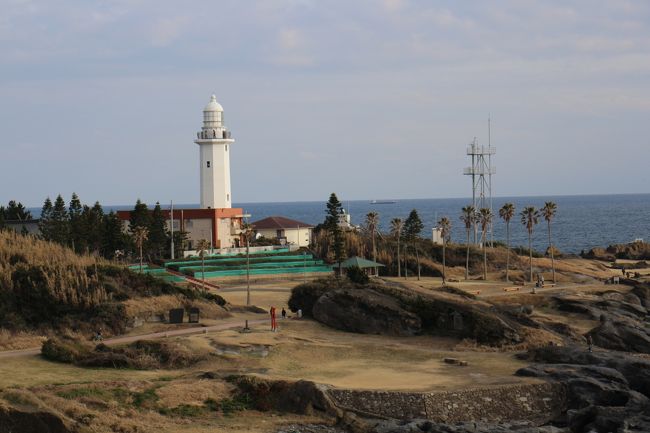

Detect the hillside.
xmin=0 ymin=231 xmax=227 ymax=347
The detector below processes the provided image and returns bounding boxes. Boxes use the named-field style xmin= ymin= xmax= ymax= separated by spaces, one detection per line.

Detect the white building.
xmin=251 ymin=216 xmax=313 ymax=248
xmin=194 ymin=95 xmax=235 ymax=210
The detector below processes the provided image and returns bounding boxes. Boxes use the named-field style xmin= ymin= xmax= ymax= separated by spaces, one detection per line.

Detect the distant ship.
xmin=370 ymin=200 xmax=397 ymax=204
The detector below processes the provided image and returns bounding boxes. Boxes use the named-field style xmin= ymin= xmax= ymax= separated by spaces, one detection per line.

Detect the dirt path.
xmin=0 ymin=318 xmax=270 ymax=359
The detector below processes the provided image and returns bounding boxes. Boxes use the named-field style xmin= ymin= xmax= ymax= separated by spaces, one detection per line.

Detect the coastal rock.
xmin=312 ymin=288 xmax=422 ymax=336
xmin=372 ymin=419 xmax=566 ymax=433
xmin=587 ymin=317 xmax=650 ymax=354
xmin=521 ymin=345 xmax=650 ymax=397
xmin=517 ymin=345 xmax=650 ymax=433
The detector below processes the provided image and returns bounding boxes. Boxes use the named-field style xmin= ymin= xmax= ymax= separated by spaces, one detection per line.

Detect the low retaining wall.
xmin=328 ymin=382 xmax=566 ymax=424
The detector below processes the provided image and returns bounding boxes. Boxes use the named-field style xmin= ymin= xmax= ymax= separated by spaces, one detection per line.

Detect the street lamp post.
xmin=302 ymin=251 xmax=307 ymax=283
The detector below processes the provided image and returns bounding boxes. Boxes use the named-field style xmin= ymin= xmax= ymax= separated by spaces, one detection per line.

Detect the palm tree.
xmin=478 ymin=208 xmax=493 ymax=280
xmin=541 ymin=201 xmax=558 ymax=283
xmin=132 ymin=226 xmax=149 ymax=273
xmin=460 ymin=205 xmax=476 ymax=280
xmin=521 ymin=206 xmax=540 ymax=283
xmin=499 ymin=203 xmax=515 ymax=282
xmin=390 ymin=218 xmax=403 ymax=277
xmin=437 ymin=217 xmax=451 ymax=285
xmin=365 ymin=211 xmax=379 ymax=276
xmin=195 ymin=239 xmax=211 ymax=290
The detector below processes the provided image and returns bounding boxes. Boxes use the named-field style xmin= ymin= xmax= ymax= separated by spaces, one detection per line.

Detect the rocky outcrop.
xmin=290 ymin=279 xmax=521 ymax=345
xmin=230 ymin=376 xmax=340 ymax=417
xmin=0 ymin=404 xmax=71 ymax=433
xmin=587 ymin=317 xmax=650 ymax=354
xmin=581 ymin=241 xmax=650 ymax=261
xmin=372 ymin=419 xmax=565 ymax=433
xmin=551 ymin=291 xmax=650 ymax=354
xmin=312 ymin=289 xmax=422 ymax=336
xmin=517 ymin=345 xmax=650 ymax=433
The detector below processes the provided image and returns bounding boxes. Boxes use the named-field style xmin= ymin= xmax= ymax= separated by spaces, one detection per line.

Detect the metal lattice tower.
xmin=463 ymin=126 xmax=496 ymax=244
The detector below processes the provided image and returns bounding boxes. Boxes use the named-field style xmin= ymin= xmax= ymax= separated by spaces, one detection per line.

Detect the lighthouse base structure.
xmin=117 ymin=207 xmax=245 ymax=251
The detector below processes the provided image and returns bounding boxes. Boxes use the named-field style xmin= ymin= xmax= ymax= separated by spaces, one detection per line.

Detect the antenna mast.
xmin=463 ymin=121 xmax=496 ymax=245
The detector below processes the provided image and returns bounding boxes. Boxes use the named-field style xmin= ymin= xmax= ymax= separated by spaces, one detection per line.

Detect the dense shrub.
xmin=346 ymin=266 xmax=369 ymax=285
xmin=41 ymin=337 xmax=92 ymax=363
xmin=42 ymin=338 xmax=204 ymax=369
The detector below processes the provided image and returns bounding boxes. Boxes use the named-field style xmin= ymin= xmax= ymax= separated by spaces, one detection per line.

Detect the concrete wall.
xmin=328 ymin=382 xmax=566 ymax=424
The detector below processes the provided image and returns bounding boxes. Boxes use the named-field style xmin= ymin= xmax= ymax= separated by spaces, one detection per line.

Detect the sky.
xmin=1 ymin=0 xmax=649 ymax=207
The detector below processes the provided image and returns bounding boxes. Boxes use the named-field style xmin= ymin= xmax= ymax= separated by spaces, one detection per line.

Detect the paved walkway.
xmin=0 ymin=318 xmax=269 ymax=360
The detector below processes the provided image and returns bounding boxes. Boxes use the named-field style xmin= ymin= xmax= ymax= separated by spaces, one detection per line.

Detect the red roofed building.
xmin=251 ymin=216 xmax=313 ymax=247
xmin=116 ymin=208 xmax=246 ymax=251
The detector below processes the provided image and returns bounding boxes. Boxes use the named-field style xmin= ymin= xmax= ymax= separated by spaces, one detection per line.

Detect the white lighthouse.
xmin=194 ymin=95 xmax=235 ymax=209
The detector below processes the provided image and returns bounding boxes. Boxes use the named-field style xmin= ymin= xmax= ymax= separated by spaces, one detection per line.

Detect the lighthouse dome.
xmin=204 ymin=94 xmax=223 ymax=112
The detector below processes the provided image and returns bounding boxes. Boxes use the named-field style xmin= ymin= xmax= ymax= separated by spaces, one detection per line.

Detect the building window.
xmin=227 ymin=194 xmax=230 ymax=201
xmin=207 ymin=161 xmax=211 ymax=168
xmin=225 ymin=145 xmax=228 ymax=152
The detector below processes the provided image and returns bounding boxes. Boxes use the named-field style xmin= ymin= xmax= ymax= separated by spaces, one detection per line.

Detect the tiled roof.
xmin=251 ymin=216 xmax=314 ymax=230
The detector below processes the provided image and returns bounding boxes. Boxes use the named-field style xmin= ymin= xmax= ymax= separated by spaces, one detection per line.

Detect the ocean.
xmin=28 ymin=194 xmax=649 ymax=254
xmin=233 ymin=194 xmax=649 ymax=254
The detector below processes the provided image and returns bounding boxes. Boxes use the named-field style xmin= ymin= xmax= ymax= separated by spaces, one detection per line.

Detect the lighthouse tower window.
xmin=207 ymin=161 xmax=211 ymax=168
xmin=225 ymin=145 xmax=228 ymax=152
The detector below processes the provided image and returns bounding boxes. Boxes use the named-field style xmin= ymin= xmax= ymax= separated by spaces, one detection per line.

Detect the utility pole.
xmin=170 ymin=200 xmax=175 ymax=260
xmin=242 ymin=212 xmax=252 ymax=331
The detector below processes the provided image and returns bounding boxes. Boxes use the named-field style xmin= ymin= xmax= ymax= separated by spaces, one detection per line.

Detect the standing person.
xmin=587 ymin=335 xmax=593 ymax=353
xmin=281 ymin=307 xmax=287 ymax=319
xmin=270 ymin=306 xmax=277 ymax=332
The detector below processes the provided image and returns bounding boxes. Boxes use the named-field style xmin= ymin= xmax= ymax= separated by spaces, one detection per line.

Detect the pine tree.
xmin=50 ymin=195 xmax=70 ymax=245
xmin=68 ymin=192 xmax=84 ymax=252
xmin=129 ymin=199 xmax=151 ymax=231
xmin=324 ymin=193 xmax=346 ymax=275
xmin=85 ymin=201 xmax=105 ymax=254
xmin=39 ymin=198 xmax=54 ymax=241
xmin=0 ymin=206 xmax=5 ymax=230
xmin=149 ymin=202 xmax=168 ymax=258
xmin=403 ymin=209 xmax=424 ymax=279
xmin=4 ymin=200 xmax=31 ymax=221
xmin=102 ymin=211 xmax=126 ymax=258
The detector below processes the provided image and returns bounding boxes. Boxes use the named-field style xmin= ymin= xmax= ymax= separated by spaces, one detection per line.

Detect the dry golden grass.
xmin=123 ymin=294 xmax=230 ymax=320
xmin=0 ymin=329 xmax=46 ymax=351
xmin=0 ymin=230 xmax=108 ymax=307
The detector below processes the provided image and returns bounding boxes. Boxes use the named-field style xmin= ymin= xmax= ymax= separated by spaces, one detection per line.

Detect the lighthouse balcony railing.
xmin=196 ymin=130 xmax=232 ymax=140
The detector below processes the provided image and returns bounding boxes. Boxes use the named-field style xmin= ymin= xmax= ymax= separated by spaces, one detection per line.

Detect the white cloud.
xmin=148 ymin=16 xmax=189 ymax=47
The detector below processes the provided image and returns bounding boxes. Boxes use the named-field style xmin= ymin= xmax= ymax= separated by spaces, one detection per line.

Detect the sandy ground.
xmin=187 ymin=318 xmax=537 ymax=392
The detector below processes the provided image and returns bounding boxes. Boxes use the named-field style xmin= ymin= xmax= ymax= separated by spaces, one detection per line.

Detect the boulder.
xmin=312 ymin=289 xmax=422 ymax=336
